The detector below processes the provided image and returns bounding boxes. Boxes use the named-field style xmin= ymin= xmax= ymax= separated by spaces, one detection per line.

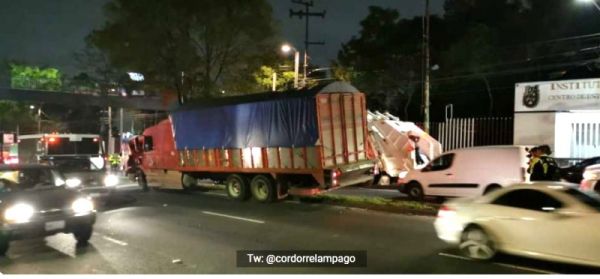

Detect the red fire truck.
xmin=130 ymin=82 xmax=375 ymax=202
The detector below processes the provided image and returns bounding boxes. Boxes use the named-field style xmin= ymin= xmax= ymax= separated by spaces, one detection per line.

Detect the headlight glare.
xmin=72 ymin=198 xmax=94 ymax=215
xmin=583 ymin=171 xmax=598 ymax=181
xmin=4 ymin=203 xmax=35 ymax=223
xmin=66 ymin=178 xmax=82 ymax=188
xmin=104 ymin=174 xmax=119 ymax=187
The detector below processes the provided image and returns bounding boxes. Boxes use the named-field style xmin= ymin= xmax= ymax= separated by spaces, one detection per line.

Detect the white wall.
xmin=514 ymin=112 xmax=556 ymax=152
xmin=555 ymin=112 xmax=600 ymax=158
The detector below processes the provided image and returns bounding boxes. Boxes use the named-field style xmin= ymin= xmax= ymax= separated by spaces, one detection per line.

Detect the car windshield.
xmin=563 ymin=188 xmax=600 ymax=212
xmin=0 ymin=168 xmax=65 ymax=191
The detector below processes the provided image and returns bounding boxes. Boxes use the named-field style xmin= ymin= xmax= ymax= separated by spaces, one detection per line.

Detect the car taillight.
xmin=437 ymin=205 xmax=456 ymax=218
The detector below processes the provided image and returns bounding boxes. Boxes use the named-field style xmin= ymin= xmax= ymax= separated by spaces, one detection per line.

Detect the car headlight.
xmin=66 ymin=178 xmax=82 ymax=188
xmin=72 ymin=198 xmax=94 ymax=215
xmin=104 ymin=174 xmax=119 ymax=187
xmin=4 ymin=203 xmax=35 ymax=224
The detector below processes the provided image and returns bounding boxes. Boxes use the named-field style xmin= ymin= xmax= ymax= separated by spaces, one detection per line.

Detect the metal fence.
xmin=429 ymin=117 xmax=514 ymax=151
xmin=570 ymin=121 xmax=600 ymax=159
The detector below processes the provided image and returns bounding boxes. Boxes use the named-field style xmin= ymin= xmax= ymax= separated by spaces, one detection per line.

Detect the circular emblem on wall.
xmin=522 ymin=85 xmax=539 ymax=108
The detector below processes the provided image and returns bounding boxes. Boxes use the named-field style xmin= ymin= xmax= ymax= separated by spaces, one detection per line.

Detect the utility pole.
xmin=108 ymin=106 xmax=112 ymax=154
xmin=289 ymin=0 xmax=326 ymax=87
xmin=422 ymin=0 xmax=431 ymax=133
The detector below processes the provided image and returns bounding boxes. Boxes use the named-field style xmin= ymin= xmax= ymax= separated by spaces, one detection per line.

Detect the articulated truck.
xmin=131 ymin=82 xmax=375 ymax=202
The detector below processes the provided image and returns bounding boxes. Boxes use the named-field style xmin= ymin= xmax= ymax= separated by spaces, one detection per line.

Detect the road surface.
xmin=0 ymin=183 xmax=597 ymax=274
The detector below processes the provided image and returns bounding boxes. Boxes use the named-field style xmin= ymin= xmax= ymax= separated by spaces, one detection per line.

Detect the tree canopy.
xmin=88 ymin=0 xmax=279 ymax=102
xmin=9 ymin=63 xmax=63 ymax=91
xmin=337 ymin=0 xmax=600 ymax=121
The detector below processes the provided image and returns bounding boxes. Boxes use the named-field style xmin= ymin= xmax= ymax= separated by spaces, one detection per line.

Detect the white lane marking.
xmin=438 ymin=252 xmax=555 ymax=274
xmin=202 ymin=211 xmax=265 ymax=224
xmin=101 ymin=235 xmax=128 ymax=246
xmin=493 ymin=263 xmax=554 ymax=275
xmin=203 ymin=192 xmax=227 ymax=197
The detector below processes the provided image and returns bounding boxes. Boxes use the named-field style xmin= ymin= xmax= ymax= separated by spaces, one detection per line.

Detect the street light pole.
xmin=423 ymin=0 xmax=431 ymax=133
xmin=294 ymin=51 xmax=300 ymax=89
xmin=282 ymin=44 xmax=301 ymax=89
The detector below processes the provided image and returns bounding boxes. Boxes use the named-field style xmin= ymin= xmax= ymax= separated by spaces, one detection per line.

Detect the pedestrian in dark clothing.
xmin=539 ymin=145 xmax=561 ymax=181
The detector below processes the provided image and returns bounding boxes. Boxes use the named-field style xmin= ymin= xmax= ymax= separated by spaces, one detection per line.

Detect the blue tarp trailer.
xmin=136 ymin=82 xmax=375 ymax=202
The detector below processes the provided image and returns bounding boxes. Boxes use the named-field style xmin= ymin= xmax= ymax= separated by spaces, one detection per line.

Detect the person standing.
xmin=528 ymin=147 xmax=545 ymax=181
xmin=539 ymin=145 xmax=561 ymax=181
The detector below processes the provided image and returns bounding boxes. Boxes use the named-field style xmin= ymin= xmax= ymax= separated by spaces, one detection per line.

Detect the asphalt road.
xmin=0 ymin=183 xmax=598 ymax=274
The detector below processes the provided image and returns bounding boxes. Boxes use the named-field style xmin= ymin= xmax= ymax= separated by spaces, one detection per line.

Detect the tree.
xmin=254 ymin=65 xmax=296 ymax=91
xmin=73 ymin=43 xmax=121 ymax=96
xmin=9 ymin=63 xmax=63 ymax=91
xmin=0 ymin=101 xmax=36 ymax=133
xmin=88 ymin=0 xmax=278 ymax=102
xmin=337 ymin=1 xmax=600 ymax=121
xmin=337 ymin=7 xmax=442 ymax=120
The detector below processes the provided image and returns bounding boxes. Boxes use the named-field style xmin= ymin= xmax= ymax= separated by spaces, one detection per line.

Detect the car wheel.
xmin=0 ymin=234 xmax=9 ymax=256
xmin=459 ymin=226 xmax=496 ymax=260
xmin=594 ymin=181 xmax=600 ymax=195
xmin=484 ymin=184 xmax=501 ymax=195
xmin=406 ymin=182 xmax=424 ymax=201
xmin=226 ymin=174 xmax=250 ymax=201
xmin=73 ymin=226 xmax=93 ymax=247
xmin=250 ymin=175 xmax=276 ymax=203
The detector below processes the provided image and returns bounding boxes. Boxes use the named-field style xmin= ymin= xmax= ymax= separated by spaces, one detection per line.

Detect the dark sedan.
xmin=561 ymin=156 xmax=600 ymax=184
xmin=0 ymin=164 xmax=96 ymax=256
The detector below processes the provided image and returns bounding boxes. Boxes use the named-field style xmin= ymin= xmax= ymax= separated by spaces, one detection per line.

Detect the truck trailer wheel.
xmin=226 ymin=174 xmax=250 ymax=201
xmin=137 ymin=171 xmax=149 ymax=192
xmin=181 ymin=173 xmax=197 ymax=191
xmin=250 ymin=175 xmax=276 ymax=203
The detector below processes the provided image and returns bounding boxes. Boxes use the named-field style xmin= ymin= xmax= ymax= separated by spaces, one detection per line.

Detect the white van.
xmin=400 ymin=146 xmax=530 ymax=199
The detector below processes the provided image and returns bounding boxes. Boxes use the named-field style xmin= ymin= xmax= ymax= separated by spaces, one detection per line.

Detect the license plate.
xmin=45 ymin=220 xmax=66 ymax=231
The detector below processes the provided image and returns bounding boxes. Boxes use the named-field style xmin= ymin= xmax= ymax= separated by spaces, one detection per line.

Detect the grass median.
xmin=297 ymin=194 xmax=439 ymax=216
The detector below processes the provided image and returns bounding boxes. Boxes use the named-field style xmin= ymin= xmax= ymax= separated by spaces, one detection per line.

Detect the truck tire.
xmin=181 ymin=173 xmax=197 ymax=191
xmin=73 ymin=225 xmax=93 ymax=247
xmin=137 ymin=171 xmax=149 ymax=192
xmin=250 ymin=175 xmax=276 ymax=203
xmin=226 ymin=174 xmax=250 ymax=201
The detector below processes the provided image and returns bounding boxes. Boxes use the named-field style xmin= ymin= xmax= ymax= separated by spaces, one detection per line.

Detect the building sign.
xmin=515 ymin=78 xmax=600 ymax=112
xmin=1 ymin=133 xmax=16 ymax=144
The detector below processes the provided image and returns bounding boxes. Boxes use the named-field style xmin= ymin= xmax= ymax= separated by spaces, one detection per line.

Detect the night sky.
xmin=0 ymin=0 xmax=444 ymax=75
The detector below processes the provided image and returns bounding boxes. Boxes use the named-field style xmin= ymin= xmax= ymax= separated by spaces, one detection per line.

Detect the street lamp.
xmin=281 ymin=43 xmax=301 ymax=89
xmin=578 ymin=0 xmax=600 ymax=12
